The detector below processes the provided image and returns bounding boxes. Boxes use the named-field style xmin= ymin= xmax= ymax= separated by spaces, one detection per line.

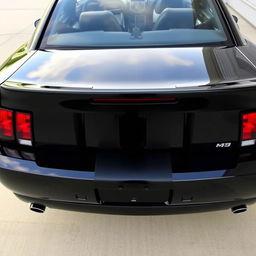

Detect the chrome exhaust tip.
xmin=30 ymin=203 xmax=46 ymax=213
xmin=231 ymin=204 xmax=247 ymax=214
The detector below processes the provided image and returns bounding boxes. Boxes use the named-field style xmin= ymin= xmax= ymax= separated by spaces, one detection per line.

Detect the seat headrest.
xmin=100 ymin=0 xmax=124 ymax=10
xmin=153 ymin=8 xmax=194 ymax=30
xmin=79 ymin=11 xmax=122 ymax=31
xmin=155 ymin=0 xmax=185 ymax=14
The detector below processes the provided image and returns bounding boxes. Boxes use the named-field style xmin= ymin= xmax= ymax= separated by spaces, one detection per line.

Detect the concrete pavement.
xmin=1 ymin=1 xmax=256 ymax=256
xmin=0 ymin=0 xmax=48 ymax=63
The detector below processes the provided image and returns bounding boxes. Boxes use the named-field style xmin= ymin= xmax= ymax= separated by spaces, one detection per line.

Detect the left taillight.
xmin=16 ymin=112 xmax=32 ymax=146
xmin=0 ymin=109 xmax=14 ymax=140
xmin=0 ymin=108 xmax=32 ymax=146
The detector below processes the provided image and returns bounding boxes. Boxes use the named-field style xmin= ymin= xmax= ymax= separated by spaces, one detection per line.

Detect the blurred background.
xmin=0 ymin=1 xmax=256 ymax=256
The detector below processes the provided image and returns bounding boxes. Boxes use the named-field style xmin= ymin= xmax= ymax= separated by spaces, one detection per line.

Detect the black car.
xmin=0 ymin=0 xmax=256 ymax=215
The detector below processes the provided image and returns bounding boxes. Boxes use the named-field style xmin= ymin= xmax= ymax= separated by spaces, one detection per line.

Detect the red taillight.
xmin=242 ymin=112 xmax=256 ymax=146
xmin=16 ymin=112 xmax=32 ymax=146
xmin=0 ymin=109 xmax=14 ymax=139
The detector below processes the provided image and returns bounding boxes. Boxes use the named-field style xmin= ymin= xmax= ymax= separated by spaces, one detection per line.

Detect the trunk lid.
xmin=6 ymin=46 xmax=256 ymax=90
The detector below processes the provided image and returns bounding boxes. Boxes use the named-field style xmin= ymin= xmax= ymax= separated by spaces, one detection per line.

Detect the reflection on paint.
xmin=8 ymin=48 xmax=210 ymax=89
xmin=0 ymin=155 xmax=95 ymax=180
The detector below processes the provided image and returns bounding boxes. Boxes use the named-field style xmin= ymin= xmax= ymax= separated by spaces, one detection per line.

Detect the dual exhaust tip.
xmin=231 ymin=204 xmax=247 ymax=214
xmin=29 ymin=202 xmax=248 ymax=214
xmin=30 ymin=203 xmax=46 ymax=213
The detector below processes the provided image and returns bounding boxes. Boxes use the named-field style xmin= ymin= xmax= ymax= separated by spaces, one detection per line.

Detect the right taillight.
xmin=0 ymin=109 xmax=14 ymax=140
xmin=16 ymin=112 xmax=32 ymax=146
xmin=241 ymin=112 xmax=256 ymax=146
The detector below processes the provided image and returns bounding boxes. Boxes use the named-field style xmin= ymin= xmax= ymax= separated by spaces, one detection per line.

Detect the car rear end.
xmin=2 ymin=64 xmax=256 ymax=214
xmin=1 ymin=0 xmax=256 ymax=214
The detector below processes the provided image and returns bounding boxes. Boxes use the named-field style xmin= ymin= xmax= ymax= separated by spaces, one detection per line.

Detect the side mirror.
xmin=34 ymin=19 xmax=41 ymax=28
xmin=232 ymin=15 xmax=238 ymax=23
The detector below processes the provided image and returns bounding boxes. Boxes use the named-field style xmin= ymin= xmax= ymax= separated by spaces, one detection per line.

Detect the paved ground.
xmin=1 ymin=1 xmax=256 ymax=256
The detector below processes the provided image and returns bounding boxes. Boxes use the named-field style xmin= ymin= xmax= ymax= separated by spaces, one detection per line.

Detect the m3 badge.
xmin=216 ymin=143 xmax=232 ymax=148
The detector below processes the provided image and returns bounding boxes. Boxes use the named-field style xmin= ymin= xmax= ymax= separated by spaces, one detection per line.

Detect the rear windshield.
xmin=41 ymin=0 xmax=231 ymax=49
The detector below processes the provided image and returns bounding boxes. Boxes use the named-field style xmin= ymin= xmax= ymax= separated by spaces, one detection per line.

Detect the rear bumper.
xmin=16 ymin=195 xmax=256 ymax=215
xmin=1 ymin=155 xmax=256 ymax=214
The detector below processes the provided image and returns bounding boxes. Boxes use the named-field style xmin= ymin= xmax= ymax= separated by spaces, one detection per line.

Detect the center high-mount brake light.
xmin=92 ymin=97 xmax=177 ymax=103
xmin=16 ymin=112 xmax=32 ymax=146
xmin=241 ymin=112 xmax=256 ymax=147
xmin=0 ymin=109 xmax=14 ymax=140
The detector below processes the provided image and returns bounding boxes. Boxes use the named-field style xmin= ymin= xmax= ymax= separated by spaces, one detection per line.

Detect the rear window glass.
xmin=41 ymin=0 xmax=230 ymax=49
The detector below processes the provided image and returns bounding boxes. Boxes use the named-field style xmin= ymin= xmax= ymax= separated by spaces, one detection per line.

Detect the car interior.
xmin=54 ymin=0 xmax=220 ymax=33
xmin=43 ymin=0 xmax=227 ymax=48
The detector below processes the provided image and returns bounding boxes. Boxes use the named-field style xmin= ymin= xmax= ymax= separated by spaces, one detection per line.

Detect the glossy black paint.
xmin=4 ymin=46 xmax=256 ymax=90
xmin=1 ymin=154 xmax=256 ymax=214
xmin=1 ymin=0 xmax=256 ymax=214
